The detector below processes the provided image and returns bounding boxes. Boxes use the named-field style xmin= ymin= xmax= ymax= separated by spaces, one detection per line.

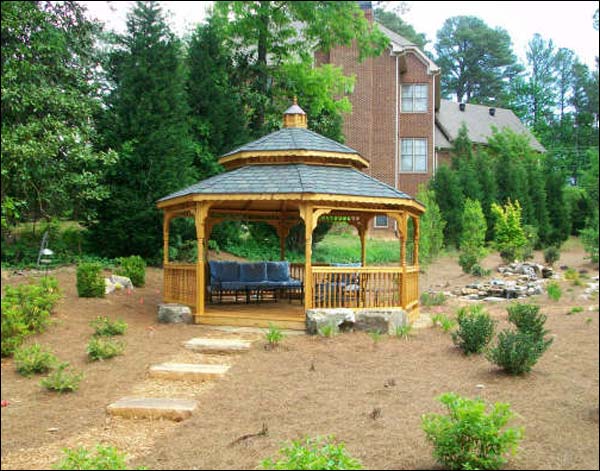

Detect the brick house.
xmin=316 ymin=1 xmax=543 ymax=235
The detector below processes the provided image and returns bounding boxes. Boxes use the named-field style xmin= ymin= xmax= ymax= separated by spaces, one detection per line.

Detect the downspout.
xmin=432 ymin=73 xmax=437 ymax=175
xmin=394 ymin=54 xmax=399 ymax=236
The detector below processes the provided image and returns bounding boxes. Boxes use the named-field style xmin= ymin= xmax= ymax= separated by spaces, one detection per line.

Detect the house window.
xmin=374 ymin=215 xmax=388 ymax=228
xmin=401 ymin=84 xmax=428 ymax=112
xmin=400 ymin=139 xmax=427 ymax=173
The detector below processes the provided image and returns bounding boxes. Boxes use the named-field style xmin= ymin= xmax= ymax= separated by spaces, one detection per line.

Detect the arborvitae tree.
xmin=544 ymin=153 xmax=571 ymax=246
xmin=415 ymin=185 xmax=446 ymax=265
xmin=459 ymin=199 xmax=487 ymax=274
xmin=187 ymin=18 xmax=249 ymax=164
xmin=525 ymin=156 xmax=551 ymax=246
xmin=474 ymin=148 xmax=497 ymax=241
xmin=430 ymin=165 xmax=464 ymax=248
xmin=451 ymin=124 xmax=483 ymax=201
xmin=89 ymin=1 xmax=196 ymax=259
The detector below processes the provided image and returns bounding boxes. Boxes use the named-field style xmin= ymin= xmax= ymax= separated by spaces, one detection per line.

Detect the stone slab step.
xmin=106 ymin=397 xmax=197 ymax=421
xmin=148 ymin=362 xmax=230 ymax=380
xmin=184 ymin=337 xmax=252 ymax=354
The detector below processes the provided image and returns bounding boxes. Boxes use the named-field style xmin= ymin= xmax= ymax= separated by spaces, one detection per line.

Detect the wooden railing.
xmin=290 ymin=263 xmax=305 ymax=284
xmin=164 ymin=263 xmax=197 ymax=308
xmin=312 ymin=266 xmax=419 ymax=309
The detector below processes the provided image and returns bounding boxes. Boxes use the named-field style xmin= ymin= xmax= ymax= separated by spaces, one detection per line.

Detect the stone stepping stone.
xmin=149 ymin=363 xmax=230 ymax=380
xmin=107 ymin=397 xmax=197 ymax=421
xmin=184 ymin=338 xmax=252 ymax=354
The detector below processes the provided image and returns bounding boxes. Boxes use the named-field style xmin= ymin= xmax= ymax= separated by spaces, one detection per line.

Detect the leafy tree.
xmin=374 ymin=8 xmax=428 ymax=50
xmin=212 ymin=1 xmax=388 ymax=135
xmin=1 ymin=1 xmax=116 ymax=232
xmin=415 ymin=185 xmax=446 ymax=265
xmin=89 ymin=1 xmax=196 ymax=259
xmin=491 ymin=200 xmax=528 ymax=263
xmin=459 ymin=199 xmax=487 ymax=274
xmin=435 ymin=16 xmax=523 ymax=105
xmin=430 ymin=165 xmax=464 ymax=248
xmin=187 ymin=18 xmax=249 ymax=170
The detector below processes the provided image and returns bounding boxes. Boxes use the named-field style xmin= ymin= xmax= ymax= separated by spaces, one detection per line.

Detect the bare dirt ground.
xmin=1 ymin=241 xmax=598 ymax=470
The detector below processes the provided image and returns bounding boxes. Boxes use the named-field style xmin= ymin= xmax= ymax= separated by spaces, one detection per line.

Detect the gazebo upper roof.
xmin=218 ymin=99 xmax=369 ymax=170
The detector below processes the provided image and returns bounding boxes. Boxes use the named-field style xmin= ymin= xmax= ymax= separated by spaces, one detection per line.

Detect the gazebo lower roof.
xmin=158 ymin=164 xmax=420 ymax=209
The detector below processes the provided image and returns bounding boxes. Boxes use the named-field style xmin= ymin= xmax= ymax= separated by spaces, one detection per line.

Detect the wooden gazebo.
xmin=157 ymin=101 xmax=424 ymax=329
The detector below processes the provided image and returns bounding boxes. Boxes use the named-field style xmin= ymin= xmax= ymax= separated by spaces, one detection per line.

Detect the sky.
xmin=82 ymin=1 xmax=599 ymax=69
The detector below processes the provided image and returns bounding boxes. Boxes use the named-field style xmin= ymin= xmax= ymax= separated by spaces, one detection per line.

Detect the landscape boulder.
xmin=105 ymin=274 xmax=134 ymax=295
xmin=158 ymin=303 xmax=193 ymax=324
xmin=306 ymin=308 xmax=355 ymax=335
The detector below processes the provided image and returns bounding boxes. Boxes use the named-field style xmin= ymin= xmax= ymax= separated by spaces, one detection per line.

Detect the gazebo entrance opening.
xmin=158 ymin=101 xmax=424 ymax=330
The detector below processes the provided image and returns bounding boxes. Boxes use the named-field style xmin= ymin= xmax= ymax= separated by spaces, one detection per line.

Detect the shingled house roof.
xmin=158 ymin=164 xmax=412 ymax=202
xmin=220 ymin=127 xmax=360 ymax=158
xmin=436 ymin=99 xmax=545 ymax=152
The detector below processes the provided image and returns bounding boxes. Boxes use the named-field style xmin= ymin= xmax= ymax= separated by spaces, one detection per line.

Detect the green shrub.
xmin=14 ymin=344 xmax=58 ymax=377
xmin=470 ymin=263 xmax=491 ymax=277
xmin=451 ymin=305 xmax=495 ymax=355
xmin=543 ymin=246 xmax=560 ymax=266
xmin=261 ymin=436 xmax=362 ymax=470
xmin=569 ymin=306 xmax=584 ymax=315
xmin=421 ymin=392 xmax=523 ymax=470
xmin=420 ymin=291 xmax=446 ymax=307
xmin=1 ymin=277 xmax=61 ymax=356
xmin=486 ymin=330 xmax=552 ymax=375
xmin=395 ymin=324 xmax=413 ymax=340
xmin=546 ymin=281 xmax=562 ymax=301
xmin=41 ymin=362 xmax=83 ymax=393
xmin=265 ymin=323 xmax=284 ymax=349
xmin=432 ymin=314 xmax=456 ymax=333
xmin=86 ymin=337 xmax=125 ymax=361
xmin=506 ymin=303 xmax=548 ymax=341
xmin=90 ymin=316 xmax=128 ymax=336
xmin=76 ymin=262 xmax=105 ymax=298
xmin=318 ymin=322 xmax=337 ymax=338
xmin=116 ymin=255 xmax=146 ymax=287
xmin=54 ymin=445 xmax=131 ymax=470
xmin=580 ymin=211 xmax=599 ymax=263
xmin=491 ymin=200 xmax=528 ymax=263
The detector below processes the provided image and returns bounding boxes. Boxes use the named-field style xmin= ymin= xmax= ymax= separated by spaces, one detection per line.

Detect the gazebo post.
xmin=400 ymin=213 xmax=408 ymax=308
xmin=300 ymin=204 xmax=314 ymax=309
xmin=194 ymin=202 xmax=210 ymax=321
xmin=162 ymin=211 xmax=171 ymax=266
xmin=413 ymin=216 xmax=420 ymax=267
xmin=277 ymin=224 xmax=289 ymax=261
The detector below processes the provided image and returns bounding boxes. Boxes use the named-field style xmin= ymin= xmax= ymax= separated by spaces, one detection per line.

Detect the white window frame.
xmin=401 ymin=83 xmax=428 ymax=113
xmin=399 ymin=138 xmax=428 ymax=174
xmin=374 ymin=215 xmax=389 ymax=228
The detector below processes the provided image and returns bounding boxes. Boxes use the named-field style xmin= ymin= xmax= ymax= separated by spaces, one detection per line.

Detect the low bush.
xmin=41 ymin=362 xmax=83 ymax=393
xmin=116 ymin=255 xmax=146 ymax=287
xmin=395 ymin=324 xmax=413 ymax=340
xmin=420 ymin=291 xmax=446 ymax=306
xmin=1 ymin=277 xmax=61 ymax=356
xmin=546 ymin=281 xmax=562 ymax=301
xmin=452 ymin=305 xmax=495 ymax=355
xmin=86 ymin=337 xmax=125 ymax=361
xmin=506 ymin=303 xmax=548 ymax=341
xmin=261 ymin=435 xmax=362 ymax=470
xmin=265 ymin=323 xmax=284 ymax=349
xmin=90 ymin=316 xmax=128 ymax=336
xmin=486 ymin=329 xmax=552 ymax=375
xmin=14 ymin=344 xmax=58 ymax=377
xmin=54 ymin=445 xmax=131 ymax=470
xmin=421 ymin=392 xmax=523 ymax=470
xmin=470 ymin=263 xmax=491 ymax=277
xmin=76 ymin=262 xmax=105 ymax=298
xmin=543 ymin=246 xmax=560 ymax=266
xmin=318 ymin=323 xmax=337 ymax=338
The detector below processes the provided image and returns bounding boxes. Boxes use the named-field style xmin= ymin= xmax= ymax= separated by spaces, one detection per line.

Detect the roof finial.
xmin=283 ymin=98 xmax=307 ymax=128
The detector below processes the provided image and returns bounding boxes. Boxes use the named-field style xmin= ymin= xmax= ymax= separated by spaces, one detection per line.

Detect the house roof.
xmin=375 ymin=23 xmax=415 ymax=47
xmin=158 ymin=164 xmax=413 ymax=202
xmin=220 ymin=127 xmax=360 ymax=158
xmin=435 ymin=99 xmax=545 ymax=152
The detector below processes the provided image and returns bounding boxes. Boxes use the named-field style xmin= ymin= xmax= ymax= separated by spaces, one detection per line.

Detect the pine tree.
xmin=89 ymin=1 xmax=196 ymax=259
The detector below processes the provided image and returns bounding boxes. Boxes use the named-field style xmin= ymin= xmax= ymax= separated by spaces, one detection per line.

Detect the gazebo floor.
xmin=201 ymin=301 xmax=306 ymax=330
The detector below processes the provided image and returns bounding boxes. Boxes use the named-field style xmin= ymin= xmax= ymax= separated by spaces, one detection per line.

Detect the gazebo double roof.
xmin=157 ymin=100 xmax=424 ymax=328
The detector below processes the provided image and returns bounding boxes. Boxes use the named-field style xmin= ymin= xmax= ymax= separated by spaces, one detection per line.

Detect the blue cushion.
xmin=239 ymin=262 xmax=267 ymax=282
xmin=220 ymin=281 xmax=247 ymax=290
xmin=330 ymin=262 xmax=361 ymax=284
xmin=209 ymin=261 xmax=240 ymax=283
xmin=267 ymin=261 xmax=290 ymax=282
xmin=263 ymin=279 xmax=302 ymax=288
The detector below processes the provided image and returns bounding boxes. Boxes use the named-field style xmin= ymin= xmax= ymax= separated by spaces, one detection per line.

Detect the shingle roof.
xmin=375 ymin=22 xmax=415 ymax=47
xmin=158 ymin=164 xmax=413 ymax=202
xmin=221 ymin=128 xmax=360 ymax=158
xmin=436 ymin=99 xmax=545 ymax=152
